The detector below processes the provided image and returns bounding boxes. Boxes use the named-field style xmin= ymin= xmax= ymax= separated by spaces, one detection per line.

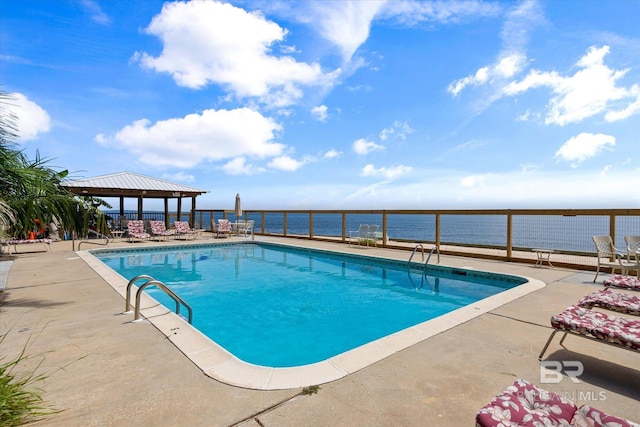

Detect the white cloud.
xmin=135 ymin=1 xmax=339 ymax=108
xmin=94 ymin=133 xmax=108 ymax=146
xmin=311 ymin=105 xmax=328 ymax=122
xmin=162 ymin=171 xmax=194 ymax=183
xmin=268 ymin=155 xmax=305 ymax=171
xmin=555 ymin=132 xmax=615 ymax=168
xmin=79 ymin=0 xmax=111 ymax=25
xmin=379 ymin=120 xmax=414 ymax=141
xmin=221 ymin=157 xmax=263 ymax=176
xmin=447 ymin=1 xmax=540 ymax=97
xmin=361 ymin=164 xmax=412 ymax=179
xmin=605 ymin=84 xmax=640 ymax=121
xmin=5 ymin=93 xmax=51 ymax=142
xmin=379 ymin=0 xmax=502 ymax=26
xmin=301 ymin=1 xmax=387 ymax=62
xmin=460 ymin=174 xmax=487 ymax=188
xmin=324 ymin=149 xmax=342 ymax=159
xmin=353 ymin=138 xmax=384 ymax=155
xmin=106 ymin=107 xmax=284 ymax=168
xmin=504 ymin=45 xmax=636 ymax=125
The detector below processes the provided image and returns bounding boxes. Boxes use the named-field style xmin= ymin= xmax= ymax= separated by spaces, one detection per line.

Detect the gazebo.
xmin=62 ymin=172 xmax=209 ymax=227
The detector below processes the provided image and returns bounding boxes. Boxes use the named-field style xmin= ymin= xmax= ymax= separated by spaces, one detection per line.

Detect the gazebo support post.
xmin=191 ymin=196 xmax=196 ymax=228
xmin=137 ymin=195 xmax=143 ymax=220
xmin=164 ymin=197 xmax=169 ymax=229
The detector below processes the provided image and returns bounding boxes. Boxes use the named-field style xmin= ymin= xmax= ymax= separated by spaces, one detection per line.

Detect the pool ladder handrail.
xmin=408 ymin=244 xmax=425 ymax=263
xmin=77 ymin=229 xmax=110 ymax=250
xmin=125 ymin=274 xmax=193 ymax=324
xmin=408 ymin=244 xmax=440 ymax=267
xmin=426 ymin=245 xmax=440 ymax=265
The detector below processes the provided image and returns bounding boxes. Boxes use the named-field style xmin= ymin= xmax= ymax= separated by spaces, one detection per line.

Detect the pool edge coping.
xmin=76 ymin=242 xmax=545 ymax=390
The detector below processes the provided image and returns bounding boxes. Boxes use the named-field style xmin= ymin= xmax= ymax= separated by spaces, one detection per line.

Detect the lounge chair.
xmin=174 ymin=221 xmax=199 ymax=240
xmin=538 ymin=305 xmax=640 ymax=361
xmin=149 ymin=220 xmax=174 ymax=241
xmin=476 ymin=379 xmax=639 ymax=427
xmin=1 ymin=238 xmax=52 ymax=254
xmin=212 ymin=219 xmax=232 ymax=238
xmin=126 ymin=220 xmax=150 ymax=242
xmin=603 ymin=274 xmax=640 ymax=291
xmin=577 ymin=289 xmax=640 ymax=315
xmin=591 ymin=235 xmax=637 ymax=282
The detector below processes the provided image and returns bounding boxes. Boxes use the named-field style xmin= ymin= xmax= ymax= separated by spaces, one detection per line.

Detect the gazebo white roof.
xmin=63 ymin=172 xmax=208 ymax=198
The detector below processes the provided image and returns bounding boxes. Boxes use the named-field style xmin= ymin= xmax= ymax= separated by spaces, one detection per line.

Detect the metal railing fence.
xmin=193 ymin=208 xmax=640 ymax=270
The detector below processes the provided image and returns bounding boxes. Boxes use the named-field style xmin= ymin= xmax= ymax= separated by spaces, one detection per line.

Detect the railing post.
xmin=507 ymin=211 xmax=513 ymax=261
xmin=341 ymin=213 xmax=346 ymax=242
xmin=609 ymin=214 xmax=616 ymax=243
xmin=435 ymin=213 xmax=441 ymax=248
xmin=283 ymin=212 xmax=287 ymax=237
xmin=309 ymin=212 xmax=314 ymax=239
xmin=382 ymin=211 xmax=387 ymax=246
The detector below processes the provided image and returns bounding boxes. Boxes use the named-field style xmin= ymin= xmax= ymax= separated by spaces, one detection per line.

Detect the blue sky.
xmin=2 ymin=0 xmax=639 ymax=211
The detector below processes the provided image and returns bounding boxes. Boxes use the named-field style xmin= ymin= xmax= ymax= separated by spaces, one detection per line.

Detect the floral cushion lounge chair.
xmin=174 ymin=221 xmax=199 ymax=240
xmin=577 ymin=289 xmax=640 ymax=316
xmin=212 ymin=219 xmax=232 ymax=238
xmin=1 ymin=238 xmax=52 ymax=254
xmin=126 ymin=220 xmax=150 ymax=242
xmin=603 ymin=274 xmax=640 ymax=291
xmin=476 ymin=379 xmax=639 ymax=427
xmin=149 ymin=220 xmax=174 ymax=241
xmin=538 ymin=305 xmax=640 ymax=361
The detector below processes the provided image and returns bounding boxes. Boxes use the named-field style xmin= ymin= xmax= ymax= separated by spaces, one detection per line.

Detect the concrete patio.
xmin=1 ymin=237 xmax=638 ymax=426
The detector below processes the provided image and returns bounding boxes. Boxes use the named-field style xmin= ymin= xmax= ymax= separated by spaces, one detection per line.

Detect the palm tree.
xmin=0 ymin=91 xmax=107 ymax=239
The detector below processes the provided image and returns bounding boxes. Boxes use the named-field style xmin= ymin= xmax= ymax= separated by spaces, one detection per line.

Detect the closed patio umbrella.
xmin=234 ymin=193 xmax=242 ymax=220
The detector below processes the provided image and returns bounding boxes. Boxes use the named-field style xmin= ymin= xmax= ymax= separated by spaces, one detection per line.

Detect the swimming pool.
xmin=81 ymin=240 xmax=544 ymax=389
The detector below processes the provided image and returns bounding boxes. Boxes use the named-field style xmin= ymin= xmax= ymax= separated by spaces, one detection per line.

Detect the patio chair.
xmin=126 ymin=220 xmax=150 ymax=242
xmin=174 ymin=221 xmax=199 ymax=240
xmin=577 ymin=288 xmax=640 ymax=315
xmin=538 ymin=304 xmax=640 ymax=361
xmin=348 ymin=224 xmax=370 ymax=247
xmin=149 ymin=220 xmax=174 ymax=241
xmin=476 ymin=379 xmax=639 ymax=427
xmin=592 ymin=235 xmax=637 ymax=282
xmin=625 ymin=235 xmax=640 ymax=262
xmin=367 ymin=224 xmax=380 ymax=247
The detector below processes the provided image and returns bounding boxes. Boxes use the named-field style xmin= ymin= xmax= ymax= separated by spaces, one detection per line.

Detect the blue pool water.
xmin=94 ymin=242 xmax=526 ymax=367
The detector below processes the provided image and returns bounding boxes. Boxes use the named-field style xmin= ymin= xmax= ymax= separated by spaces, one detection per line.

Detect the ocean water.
xmin=105 ymin=211 xmax=639 ymax=254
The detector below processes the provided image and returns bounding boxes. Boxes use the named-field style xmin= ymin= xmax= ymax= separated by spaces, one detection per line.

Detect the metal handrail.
xmin=425 ymin=245 xmax=440 ymax=266
xmin=77 ymin=229 xmax=110 ymax=250
xmin=125 ymin=274 xmax=155 ymax=312
xmin=134 ymin=280 xmax=193 ymax=324
xmin=125 ymin=274 xmax=193 ymax=324
xmin=409 ymin=243 xmax=425 ymax=264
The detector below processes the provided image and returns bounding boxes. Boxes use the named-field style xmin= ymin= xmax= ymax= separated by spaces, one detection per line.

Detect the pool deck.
xmin=1 ymin=236 xmax=638 ymax=426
